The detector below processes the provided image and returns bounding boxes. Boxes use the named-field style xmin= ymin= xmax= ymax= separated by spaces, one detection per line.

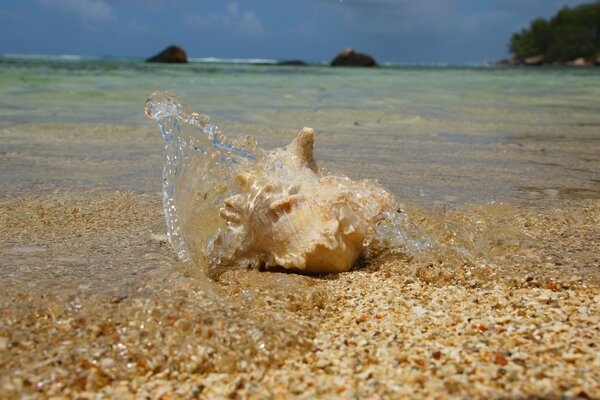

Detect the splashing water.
xmin=145 ymin=91 xmax=434 ymax=273
xmin=144 ymin=92 xmax=262 ymax=265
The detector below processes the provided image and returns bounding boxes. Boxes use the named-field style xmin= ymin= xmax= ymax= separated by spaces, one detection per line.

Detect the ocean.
xmin=2 ymin=55 xmax=599 ymax=204
xmin=1 ymin=55 xmax=599 ymax=397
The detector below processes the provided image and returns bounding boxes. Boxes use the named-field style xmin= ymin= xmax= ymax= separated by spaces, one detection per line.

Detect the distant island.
xmin=146 ymin=45 xmax=188 ymax=63
xmin=498 ymin=1 xmax=600 ymax=66
xmin=331 ymin=48 xmax=377 ymax=67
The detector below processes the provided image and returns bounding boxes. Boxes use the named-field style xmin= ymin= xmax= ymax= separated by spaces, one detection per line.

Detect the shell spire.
xmin=287 ymin=127 xmax=319 ymax=173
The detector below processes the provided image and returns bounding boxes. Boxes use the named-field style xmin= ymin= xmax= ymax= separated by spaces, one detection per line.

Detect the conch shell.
xmin=210 ymin=127 xmax=398 ymax=273
xmin=145 ymin=91 xmax=426 ymax=275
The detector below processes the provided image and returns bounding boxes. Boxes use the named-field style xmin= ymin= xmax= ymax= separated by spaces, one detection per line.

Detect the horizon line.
xmin=0 ymin=52 xmax=496 ymax=67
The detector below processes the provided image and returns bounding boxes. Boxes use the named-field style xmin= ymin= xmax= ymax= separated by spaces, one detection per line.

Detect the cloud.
xmin=295 ymin=0 xmax=437 ymax=41
xmin=291 ymin=20 xmax=318 ymax=35
xmin=313 ymin=0 xmax=590 ymax=35
xmin=38 ymin=0 xmax=114 ymax=23
xmin=308 ymin=0 xmax=592 ymax=62
xmin=185 ymin=2 xmax=264 ymax=38
xmin=314 ymin=0 xmax=487 ymax=35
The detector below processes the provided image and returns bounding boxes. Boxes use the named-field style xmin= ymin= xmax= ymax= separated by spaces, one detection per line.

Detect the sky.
xmin=0 ymin=0 xmax=592 ymax=64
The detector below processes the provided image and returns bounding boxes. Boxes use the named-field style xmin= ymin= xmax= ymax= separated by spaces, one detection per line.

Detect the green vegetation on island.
xmin=506 ymin=1 xmax=600 ymax=66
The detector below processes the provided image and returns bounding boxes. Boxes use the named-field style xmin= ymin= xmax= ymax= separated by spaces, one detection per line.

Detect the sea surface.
xmin=2 ymin=55 xmax=599 ymax=204
xmin=0 ymin=55 xmax=599 ymax=397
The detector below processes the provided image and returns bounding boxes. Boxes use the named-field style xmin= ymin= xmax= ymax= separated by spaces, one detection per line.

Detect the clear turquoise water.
xmin=1 ymin=55 xmax=599 ymax=205
xmin=3 ymin=55 xmax=600 ymax=127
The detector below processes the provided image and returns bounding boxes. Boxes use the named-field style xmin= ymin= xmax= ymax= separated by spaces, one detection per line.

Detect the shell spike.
xmin=288 ymin=127 xmax=319 ymax=173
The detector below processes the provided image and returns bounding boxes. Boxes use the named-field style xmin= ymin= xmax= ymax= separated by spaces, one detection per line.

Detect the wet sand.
xmin=1 ymin=190 xmax=598 ymax=398
xmin=1 ymin=123 xmax=599 ymax=398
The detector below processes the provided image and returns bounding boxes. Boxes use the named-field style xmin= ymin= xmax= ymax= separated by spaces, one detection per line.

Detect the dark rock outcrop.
xmin=595 ymin=56 xmax=600 ymax=66
xmin=146 ymin=46 xmax=188 ymax=63
xmin=277 ymin=59 xmax=308 ymax=66
xmin=493 ymin=57 xmax=519 ymax=66
xmin=331 ymin=48 xmax=377 ymax=67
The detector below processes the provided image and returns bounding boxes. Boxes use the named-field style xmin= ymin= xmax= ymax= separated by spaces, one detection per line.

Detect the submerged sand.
xmin=1 ymin=122 xmax=599 ymax=398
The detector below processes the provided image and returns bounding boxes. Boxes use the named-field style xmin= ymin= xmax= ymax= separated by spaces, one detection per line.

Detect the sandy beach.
xmin=1 ymin=185 xmax=599 ymax=398
xmin=1 ymin=57 xmax=600 ymax=398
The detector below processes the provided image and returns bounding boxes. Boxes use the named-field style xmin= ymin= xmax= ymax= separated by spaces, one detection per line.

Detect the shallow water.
xmin=2 ymin=56 xmax=599 ymax=205
xmin=0 ymin=56 xmax=599 ymax=397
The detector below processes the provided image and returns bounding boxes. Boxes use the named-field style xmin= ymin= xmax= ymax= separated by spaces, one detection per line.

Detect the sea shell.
xmin=145 ymin=91 xmax=429 ymax=275
xmin=208 ymin=127 xmax=398 ymax=273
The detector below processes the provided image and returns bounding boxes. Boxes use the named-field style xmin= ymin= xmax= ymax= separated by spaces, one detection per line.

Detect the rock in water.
xmin=492 ymin=57 xmax=518 ymax=66
xmin=277 ymin=59 xmax=308 ymax=66
xmin=146 ymin=45 xmax=188 ymax=63
xmin=331 ymin=48 xmax=377 ymax=67
xmin=145 ymin=92 xmax=429 ymax=274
